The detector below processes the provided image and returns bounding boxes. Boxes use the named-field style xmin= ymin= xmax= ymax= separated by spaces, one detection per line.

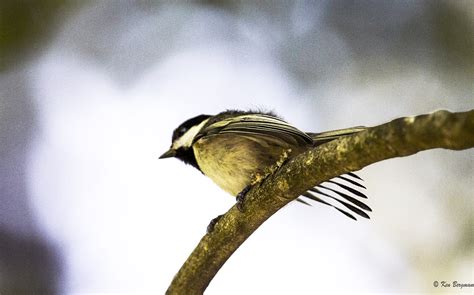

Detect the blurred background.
xmin=0 ymin=0 xmax=473 ymax=294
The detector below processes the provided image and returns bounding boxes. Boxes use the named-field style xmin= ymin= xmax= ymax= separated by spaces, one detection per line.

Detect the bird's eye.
xmin=178 ymin=127 xmax=187 ymax=136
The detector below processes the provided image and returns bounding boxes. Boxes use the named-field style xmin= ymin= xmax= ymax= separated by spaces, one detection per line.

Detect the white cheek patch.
xmin=172 ymin=118 xmax=209 ymax=149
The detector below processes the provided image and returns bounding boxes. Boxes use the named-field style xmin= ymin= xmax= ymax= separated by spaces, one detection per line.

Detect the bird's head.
xmin=159 ymin=114 xmax=211 ymax=166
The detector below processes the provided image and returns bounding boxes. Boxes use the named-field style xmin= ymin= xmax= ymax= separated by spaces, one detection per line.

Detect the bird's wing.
xmin=194 ymin=114 xmax=314 ymax=145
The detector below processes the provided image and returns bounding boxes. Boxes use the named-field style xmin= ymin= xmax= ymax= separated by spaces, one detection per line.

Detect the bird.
xmin=160 ymin=110 xmax=371 ymax=228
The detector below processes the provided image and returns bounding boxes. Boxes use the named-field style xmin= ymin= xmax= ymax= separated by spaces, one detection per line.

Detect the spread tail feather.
xmin=297 ymin=173 xmax=371 ymax=220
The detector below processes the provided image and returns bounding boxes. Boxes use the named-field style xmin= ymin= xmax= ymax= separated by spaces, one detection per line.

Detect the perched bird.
xmin=160 ymin=110 xmax=371 ymax=224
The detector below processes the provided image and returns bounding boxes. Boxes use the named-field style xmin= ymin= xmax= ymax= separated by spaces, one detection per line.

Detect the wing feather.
xmin=195 ymin=114 xmax=313 ymax=145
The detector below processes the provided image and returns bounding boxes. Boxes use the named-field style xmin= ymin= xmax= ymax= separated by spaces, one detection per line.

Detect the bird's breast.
xmin=193 ymin=134 xmax=295 ymax=196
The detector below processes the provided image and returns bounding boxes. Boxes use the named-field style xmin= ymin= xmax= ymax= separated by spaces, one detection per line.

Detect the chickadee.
xmin=160 ymin=110 xmax=371 ymax=221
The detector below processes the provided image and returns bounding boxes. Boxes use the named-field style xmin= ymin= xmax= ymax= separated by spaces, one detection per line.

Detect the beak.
xmin=159 ymin=148 xmax=176 ymax=159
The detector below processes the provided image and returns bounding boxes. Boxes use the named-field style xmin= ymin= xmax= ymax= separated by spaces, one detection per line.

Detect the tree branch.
xmin=166 ymin=109 xmax=474 ymax=294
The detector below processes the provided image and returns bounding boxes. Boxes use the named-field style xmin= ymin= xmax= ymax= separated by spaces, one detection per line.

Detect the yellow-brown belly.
xmin=193 ymin=134 xmax=302 ymax=196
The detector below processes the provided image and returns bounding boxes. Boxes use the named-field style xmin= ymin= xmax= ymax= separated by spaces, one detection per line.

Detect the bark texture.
xmin=166 ymin=109 xmax=474 ymax=294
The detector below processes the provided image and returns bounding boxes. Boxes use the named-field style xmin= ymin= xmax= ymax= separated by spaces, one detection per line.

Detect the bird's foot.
xmin=236 ymin=185 xmax=252 ymax=212
xmin=235 ymin=150 xmax=292 ymax=213
xmin=207 ymin=214 xmax=224 ymax=234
